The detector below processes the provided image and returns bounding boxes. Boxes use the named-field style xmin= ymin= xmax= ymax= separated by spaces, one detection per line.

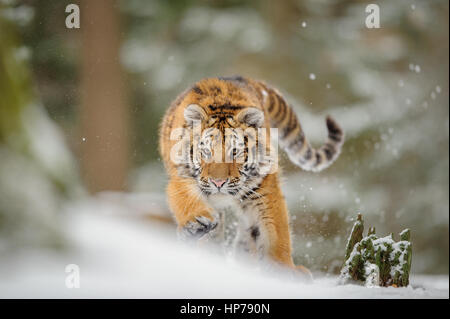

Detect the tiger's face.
xmin=180 ymin=103 xmax=276 ymax=197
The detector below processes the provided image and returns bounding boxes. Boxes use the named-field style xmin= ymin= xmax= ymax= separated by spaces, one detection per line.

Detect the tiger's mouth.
xmin=198 ymin=178 xmax=242 ymax=196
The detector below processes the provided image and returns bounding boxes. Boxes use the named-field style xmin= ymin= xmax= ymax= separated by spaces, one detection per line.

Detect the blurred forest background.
xmin=0 ymin=0 xmax=448 ymax=276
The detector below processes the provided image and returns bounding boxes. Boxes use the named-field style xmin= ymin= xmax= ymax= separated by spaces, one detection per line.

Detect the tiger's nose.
xmin=211 ymin=178 xmax=226 ymax=188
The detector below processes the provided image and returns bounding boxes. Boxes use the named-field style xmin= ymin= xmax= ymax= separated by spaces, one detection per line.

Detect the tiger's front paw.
xmin=179 ymin=216 xmax=218 ymax=240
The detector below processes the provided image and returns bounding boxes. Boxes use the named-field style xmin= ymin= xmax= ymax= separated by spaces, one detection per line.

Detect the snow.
xmin=408 ymin=63 xmax=421 ymax=73
xmin=344 ymin=220 xmax=362 ymax=249
xmin=340 ymin=242 xmax=361 ymax=282
xmin=0 ymin=198 xmax=447 ymax=299
xmin=400 ymin=229 xmax=410 ymax=237
xmin=390 ymin=240 xmax=411 ymax=277
xmin=372 ymin=235 xmax=395 ymax=250
xmin=364 ymin=263 xmax=380 ymax=288
xmin=431 ymin=91 xmax=436 ymax=100
xmin=0 ymin=4 xmax=34 ymax=26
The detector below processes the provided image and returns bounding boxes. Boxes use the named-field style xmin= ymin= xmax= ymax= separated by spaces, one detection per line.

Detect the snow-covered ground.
xmin=0 ymin=198 xmax=447 ymax=299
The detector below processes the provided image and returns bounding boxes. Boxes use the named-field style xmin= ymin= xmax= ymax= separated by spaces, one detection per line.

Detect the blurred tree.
xmin=79 ymin=0 xmax=129 ymax=192
xmin=0 ymin=4 xmax=80 ymax=252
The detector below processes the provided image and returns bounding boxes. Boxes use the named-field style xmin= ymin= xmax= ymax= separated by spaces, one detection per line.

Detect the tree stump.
xmin=339 ymin=214 xmax=412 ymax=287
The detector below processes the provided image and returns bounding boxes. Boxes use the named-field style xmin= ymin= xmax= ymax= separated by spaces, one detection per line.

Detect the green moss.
xmin=340 ymin=214 xmax=412 ymax=287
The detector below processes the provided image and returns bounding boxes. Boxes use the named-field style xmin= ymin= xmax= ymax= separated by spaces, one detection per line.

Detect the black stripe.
xmin=304 ymin=147 xmax=313 ymax=161
xmin=288 ymin=131 xmax=305 ymax=150
xmin=326 ymin=117 xmax=342 ymax=135
xmin=281 ymin=110 xmax=297 ymax=139
xmin=250 ymin=226 xmax=260 ymax=240
xmin=268 ymin=91 xmax=275 ymax=112
xmin=222 ymin=105 xmax=245 ymax=110
xmin=218 ymin=75 xmax=246 ymax=83
xmin=323 ymin=145 xmax=335 ymax=160
xmin=276 ymin=95 xmax=287 ymax=124
xmin=192 ymin=85 xmax=203 ymax=95
xmin=329 ymin=133 xmax=342 ymax=142
xmin=287 ymin=139 xmax=300 ymax=152
xmin=208 ymin=104 xmax=245 ymax=111
xmin=255 ymin=201 xmax=265 ymax=207
xmin=212 ymin=86 xmax=222 ymax=94
xmin=240 ymin=184 xmax=261 ymax=201
xmin=314 ymin=152 xmax=322 ymax=166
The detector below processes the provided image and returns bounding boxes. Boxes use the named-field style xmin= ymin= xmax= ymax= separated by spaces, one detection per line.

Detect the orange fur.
xmin=159 ymin=76 xmax=344 ymax=274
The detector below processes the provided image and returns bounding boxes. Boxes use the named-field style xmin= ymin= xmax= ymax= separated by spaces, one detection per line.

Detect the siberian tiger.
xmin=159 ymin=76 xmax=344 ymax=274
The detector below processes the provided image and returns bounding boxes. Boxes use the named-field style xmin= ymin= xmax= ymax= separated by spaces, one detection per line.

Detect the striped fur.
xmin=159 ymin=76 xmax=343 ymax=275
xmin=255 ymin=82 xmax=344 ymax=172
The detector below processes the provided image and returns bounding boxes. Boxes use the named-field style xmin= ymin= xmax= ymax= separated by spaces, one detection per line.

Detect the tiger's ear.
xmin=237 ymin=107 xmax=265 ymax=127
xmin=184 ymin=104 xmax=206 ymax=125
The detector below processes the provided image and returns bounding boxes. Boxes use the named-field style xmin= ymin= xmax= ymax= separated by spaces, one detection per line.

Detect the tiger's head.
xmin=175 ymin=78 xmax=276 ymax=197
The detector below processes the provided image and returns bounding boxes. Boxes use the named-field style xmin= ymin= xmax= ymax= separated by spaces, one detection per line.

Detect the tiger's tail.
xmin=255 ymin=82 xmax=344 ymax=172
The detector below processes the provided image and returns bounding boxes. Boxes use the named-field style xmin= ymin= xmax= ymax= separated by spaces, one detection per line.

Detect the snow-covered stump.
xmin=339 ymin=214 xmax=412 ymax=287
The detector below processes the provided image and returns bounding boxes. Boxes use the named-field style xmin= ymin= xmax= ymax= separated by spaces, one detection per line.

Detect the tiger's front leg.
xmin=234 ymin=177 xmax=296 ymax=267
xmin=255 ymin=181 xmax=313 ymax=279
xmin=167 ymin=177 xmax=218 ymax=239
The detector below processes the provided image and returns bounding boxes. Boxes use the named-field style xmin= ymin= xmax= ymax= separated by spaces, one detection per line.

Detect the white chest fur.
xmin=206 ymin=194 xmax=269 ymax=260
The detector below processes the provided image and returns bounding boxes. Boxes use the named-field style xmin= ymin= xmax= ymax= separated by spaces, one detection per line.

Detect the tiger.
xmin=159 ymin=76 xmax=344 ymax=275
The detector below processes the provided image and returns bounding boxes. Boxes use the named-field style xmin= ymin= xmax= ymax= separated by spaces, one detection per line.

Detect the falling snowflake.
xmin=414 ymin=65 xmax=421 ymax=73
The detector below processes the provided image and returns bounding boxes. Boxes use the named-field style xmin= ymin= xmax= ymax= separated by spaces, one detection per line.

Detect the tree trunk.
xmin=79 ymin=0 xmax=129 ymax=192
